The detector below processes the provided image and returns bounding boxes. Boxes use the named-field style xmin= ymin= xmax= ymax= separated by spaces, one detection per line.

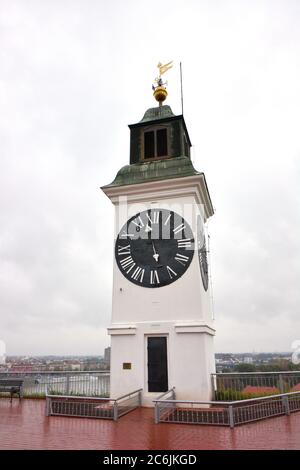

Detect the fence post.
xmin=108 ymin=374 xmax=111 ymax=397
xmin=45 ymin=396 xmax=50 ymax=417
xmin=282 ymin=395 xmax=290 ymax=416
xmin=279 ymin=374 xmax=284 ymax=393
xmin=113 ymin=401 xmax=118 ymax=421
xmin=101 ymin=374 xmax=106 ymax=397
xmin=211 ymin=374 xmax=216 ymax=400
xmin=103 ymin=374 xmax=107 ymax=397
xmin=229 ymin=405 xmax=234 ymax=429
xmin=65 ymin=374 xmax=70 ymax=395
xmin=154 ymin=402 xmax=160 ymax=424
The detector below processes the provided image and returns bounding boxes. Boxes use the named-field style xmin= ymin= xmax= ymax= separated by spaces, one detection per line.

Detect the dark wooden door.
xmin=147 ymin=337 xmax=168 ymax=392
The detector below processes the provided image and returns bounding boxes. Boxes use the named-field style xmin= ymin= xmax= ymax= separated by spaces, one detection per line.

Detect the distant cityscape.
xmin=215 ymin=352 xmax=298 ymax=373
xmin=0 ymin=347 xmax=111 ymax=372
xmin=0 ymin=349 xmax=299 ymax=373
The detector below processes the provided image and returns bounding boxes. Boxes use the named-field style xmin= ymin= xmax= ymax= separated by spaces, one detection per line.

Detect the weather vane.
xmin=152 ymin=61 xmax=173 ymax=106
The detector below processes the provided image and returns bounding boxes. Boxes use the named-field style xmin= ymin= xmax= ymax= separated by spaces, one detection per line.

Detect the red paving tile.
xmin=0 ymin=398 xmax=300 ymax=450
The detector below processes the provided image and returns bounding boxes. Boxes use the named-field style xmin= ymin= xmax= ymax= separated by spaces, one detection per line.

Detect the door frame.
xmin=145 ymin=334 xmax=169 ymax=393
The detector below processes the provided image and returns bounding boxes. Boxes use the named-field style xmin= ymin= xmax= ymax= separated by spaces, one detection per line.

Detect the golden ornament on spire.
xmin=157 ymin=61 xmax=173 ymax=77
xmin=152 ymin=60 xmax=173 ymax=106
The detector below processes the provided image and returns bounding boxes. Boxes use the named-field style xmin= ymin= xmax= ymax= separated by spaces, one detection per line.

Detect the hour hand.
xmin=152 ymin=241 xmax=159 ymax=262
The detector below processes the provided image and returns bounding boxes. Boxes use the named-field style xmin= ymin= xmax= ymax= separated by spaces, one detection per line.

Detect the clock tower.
xmin=102 ymin=66 xmax=215 ymax=406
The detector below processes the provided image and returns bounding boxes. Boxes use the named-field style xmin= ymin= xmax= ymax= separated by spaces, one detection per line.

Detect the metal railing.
xmin=153 ymin=390 xmax=300 ymax=428
xmin=0 ymin=371 xmax=110 ymax=398
xmin=115 ymin=389 xmax=143 ymax=419
xmin=46 ymin=394 xmax=114 ymax=420
xmin=154 ymin=388 xmax=176 ymax=424
xmin=212 ymin=371 xmax=300 ymax=401
xmin=46 ymin=388 xmax=142 ymax=421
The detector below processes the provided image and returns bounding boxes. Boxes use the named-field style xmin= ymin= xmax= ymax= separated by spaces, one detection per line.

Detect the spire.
xmin=152 ymin=61 xmax=173 ymax=106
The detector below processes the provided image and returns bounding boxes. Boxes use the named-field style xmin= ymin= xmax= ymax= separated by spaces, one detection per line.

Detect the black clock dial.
xmin=115 ymin=209 xmax=194 ymax=288
xmin=197 ymin=215 xmax=209 ymax=291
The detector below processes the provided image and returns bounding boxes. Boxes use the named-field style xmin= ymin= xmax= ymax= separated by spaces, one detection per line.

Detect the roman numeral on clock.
xmin=150 ymin=270 xmax=160 ymax=285
xmin=174 ymin=253 xmax=189 ymax=266
xmin=120 ymin=256 xmax=135 ymax=273
xmin=146 ymin=211 xmax=160 ymax=224
xmin=131 ymin=266 xmax=145 ymax=283
xmin=166 ymin=266 xmax=177 ymax=279
xmin=132 ymin=216 xmax=144 ymax=229
xmin=164 ymin=213 xmax=171 ymax=226
xmin=120 ymin=232 xmax=134 ymax=238
xmin=177 ymin=238 xmax=193 ymax=249
xmin=173 ymin=223 xmax=186 ymax=235
xmin=117 ymin=244 xmax=131 ymax=255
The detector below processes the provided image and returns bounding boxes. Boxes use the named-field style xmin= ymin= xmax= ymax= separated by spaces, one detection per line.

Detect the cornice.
xmin=102 ymin=174 xmax=214 ymax=221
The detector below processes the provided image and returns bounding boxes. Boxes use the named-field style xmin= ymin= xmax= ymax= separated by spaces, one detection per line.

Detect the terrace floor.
xmin=0 ymin=398 xmax=300 ymax=450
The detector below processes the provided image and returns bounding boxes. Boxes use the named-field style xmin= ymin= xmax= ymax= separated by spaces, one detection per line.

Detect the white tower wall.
xmin=103 ymin=175 xmax=216 ymax=406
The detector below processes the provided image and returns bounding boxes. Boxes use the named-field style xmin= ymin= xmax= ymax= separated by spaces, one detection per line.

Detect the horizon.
xmin=3 ymin=351 xmax=293 ymax=357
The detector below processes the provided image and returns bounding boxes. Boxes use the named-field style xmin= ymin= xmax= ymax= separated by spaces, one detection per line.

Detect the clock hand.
xmin=152 ymin=241 xmax=159 ymax=262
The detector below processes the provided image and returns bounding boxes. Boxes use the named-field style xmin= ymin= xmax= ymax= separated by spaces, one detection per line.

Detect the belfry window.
xmin=144 ymin=128 xmax=168 ymax=159
xmin=144 ymin=131 xmax=155 ymax=159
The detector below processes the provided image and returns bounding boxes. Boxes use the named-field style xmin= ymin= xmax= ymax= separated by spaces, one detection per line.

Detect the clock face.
xmin=115 ymin=209 xmax=194 ymax=288
xmin=197 ymin=216 xmax=209 ymax=291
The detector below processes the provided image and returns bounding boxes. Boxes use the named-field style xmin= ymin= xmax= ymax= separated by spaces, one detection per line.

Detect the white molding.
xmin=102 ymin=174 xmax=214 ymax=221
xmin=175 ymin=322 xmax=216 ymax=335
xmin=108 ymin=325 xmax=137 ymax=336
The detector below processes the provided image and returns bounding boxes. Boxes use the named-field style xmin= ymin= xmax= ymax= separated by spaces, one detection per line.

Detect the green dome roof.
xmin=105 ymin=156 xmax=200 ymax=187
xmin=139 ymin=105 xmax=175 ymax=123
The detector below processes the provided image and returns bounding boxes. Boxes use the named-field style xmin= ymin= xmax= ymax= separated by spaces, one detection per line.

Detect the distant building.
xmin=104 ymin=347 xmax=111 ymax=365
xmin=243 ymin=356 xmax=253 ymax=364
xmin=10 ymin=364 xmax=34 ymax=372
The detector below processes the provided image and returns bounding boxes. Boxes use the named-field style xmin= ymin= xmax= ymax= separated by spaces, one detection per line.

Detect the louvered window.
xmin=144 ymin=128 xmax=168 ymax=159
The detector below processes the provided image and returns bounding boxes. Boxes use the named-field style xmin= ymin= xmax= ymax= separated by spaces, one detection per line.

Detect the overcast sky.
xmin=1 ymin=0 xmax=299 ymax=355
